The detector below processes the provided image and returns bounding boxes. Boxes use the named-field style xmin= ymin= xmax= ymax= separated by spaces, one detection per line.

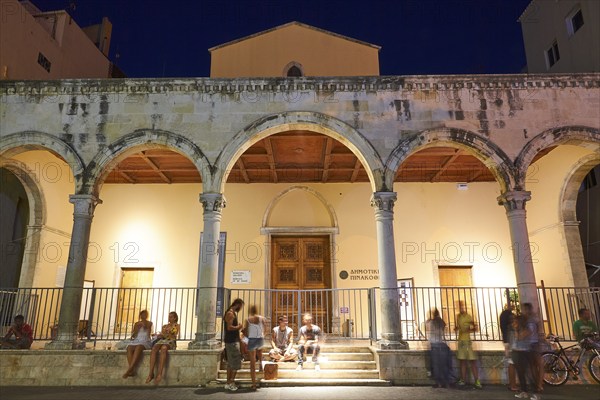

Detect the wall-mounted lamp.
xmin=457 ymin=183 xmax=468 ymax=191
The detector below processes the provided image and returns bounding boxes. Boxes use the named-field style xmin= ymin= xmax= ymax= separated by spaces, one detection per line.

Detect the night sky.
xmin=32 ymin=0 xmax=533 ymax=78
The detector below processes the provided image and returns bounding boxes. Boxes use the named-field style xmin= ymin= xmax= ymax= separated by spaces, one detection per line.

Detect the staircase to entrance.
xmin=217 ymin=344 xmax=390 ymax=387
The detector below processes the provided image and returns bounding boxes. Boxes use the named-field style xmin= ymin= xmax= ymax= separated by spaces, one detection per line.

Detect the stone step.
xmin=234 ymin=360 xmax=377 ymax=370
xmin=217 ymin=369 xmax=381 ymax=379
xmin=251 ymin=352 xmax=374 ymax=362
xmin=213 ymin=378 xmax=391 ymax=387
xmin=254 ymin=345 xmax=373 ymax=354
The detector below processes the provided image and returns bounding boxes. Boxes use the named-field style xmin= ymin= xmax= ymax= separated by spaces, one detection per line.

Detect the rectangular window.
xmin=566 ymin=8 xmax=584 ymax=36
xmin=545 ymin=40 xmax=560 ymax=69
xmin=37 ymin=52 xmax=51 ymax=72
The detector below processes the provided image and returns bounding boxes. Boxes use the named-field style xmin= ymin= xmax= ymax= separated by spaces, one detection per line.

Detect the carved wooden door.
xmin=271 ymin=236 xmax=331 ymax=333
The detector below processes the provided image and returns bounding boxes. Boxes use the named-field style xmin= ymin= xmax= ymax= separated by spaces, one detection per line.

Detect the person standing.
xmin=296 ymin=313 xmax=321 ymax=371
xmin=426 ymin=308 xmax=451 ymax=388
xmin=454 ymin=301 xmax=482 ymax=389
xmin=512 ymin=310 xmax=540 ymax=400
xmin=243 ymin=305 xmax=266 ymax=390
xmin=223 ymin=298 xmax=244 ymax=391
xmin=123 ymin=310 xmax=153 ymax=378
xmin=269 ymin=315 xmax=297 ymax=362
xmin=499 ymin=303 xmax=518 ymax=391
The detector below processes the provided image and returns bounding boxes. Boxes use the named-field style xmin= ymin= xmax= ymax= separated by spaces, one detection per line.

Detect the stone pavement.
xmin=1 ymin=385 xmax=598 ymax=400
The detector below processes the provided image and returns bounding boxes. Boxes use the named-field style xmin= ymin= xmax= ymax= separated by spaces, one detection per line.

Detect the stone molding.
xmin=370 ymin=192 xmax=397 ymax=212
xmin=199 ymin=193 xmax=226 ymax=213
xmin=69 ymin=194 xmax=102 ymax=218
xmin=497 ymin=190 xmax=531 ymax=212
xmin=1 ymin=74 xmax=598 ymax=97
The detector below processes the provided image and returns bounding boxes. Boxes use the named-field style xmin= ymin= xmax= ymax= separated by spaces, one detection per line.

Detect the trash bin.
xmin=343 ymin=319 xmax=354 ymax=337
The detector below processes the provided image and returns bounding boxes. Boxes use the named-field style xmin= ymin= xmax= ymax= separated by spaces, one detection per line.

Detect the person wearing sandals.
xmin=146 ymin=311 xmax=179 ymax=385
xmin=243 ymin=305 xmax=266 ymax=391
xmin=123 ymin=310 xmax=153 ymax=378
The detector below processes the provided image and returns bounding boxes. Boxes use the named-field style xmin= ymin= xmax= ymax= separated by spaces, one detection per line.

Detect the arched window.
xmin=284 ymin=62 xmax=304 ymax=77
xmin=287 ymin=65 xmax=302 ymax=77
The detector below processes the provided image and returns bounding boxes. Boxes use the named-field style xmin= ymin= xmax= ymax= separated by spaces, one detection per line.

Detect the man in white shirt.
xmin=269 ymin=315 xmax=298 ymax=362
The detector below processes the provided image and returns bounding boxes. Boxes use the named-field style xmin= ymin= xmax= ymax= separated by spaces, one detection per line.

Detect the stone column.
xmin=46 ymin=194 xmax=100 ymax=349
xmin=189 ymin=193 xmax=225 ymax=349
xmin=563 ymin=221 xmax=589 ymax=287
xmin=371 ymin=192 xmax=408 ymax=349
xmin=497 ymin=190 xmax=540 ymax=316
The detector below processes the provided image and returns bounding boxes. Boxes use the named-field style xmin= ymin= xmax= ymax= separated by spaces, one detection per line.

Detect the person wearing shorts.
xmin=455 ymin=301 xmax=481 ymax=389
xmin=223 ymin=298 xmax=244 ymax=391
xmin=243 ymin=305 xmax=266 ymax=390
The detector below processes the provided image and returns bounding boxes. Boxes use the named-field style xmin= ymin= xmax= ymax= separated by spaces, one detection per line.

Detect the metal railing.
xmin=0 ymin=286 xmax=597 ymax=344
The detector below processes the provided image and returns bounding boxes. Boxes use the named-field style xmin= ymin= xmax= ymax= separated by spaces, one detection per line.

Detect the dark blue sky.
xmin=34 ymin=0 xmax=532 ymax=77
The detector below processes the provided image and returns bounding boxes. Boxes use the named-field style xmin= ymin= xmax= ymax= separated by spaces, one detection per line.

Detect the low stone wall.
xmin=0 ymin=349 xmax=221 ymax=386
xmin=374 ymin=348 xmax=506 ymax=385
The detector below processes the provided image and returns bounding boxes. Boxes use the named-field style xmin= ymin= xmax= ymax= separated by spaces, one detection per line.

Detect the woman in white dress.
xmin=123 ymin=309 xmax=153 ymax=378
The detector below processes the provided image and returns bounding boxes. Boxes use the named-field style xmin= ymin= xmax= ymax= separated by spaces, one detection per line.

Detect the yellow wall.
xmin=210 ymin=23 xmax=380 ymax=78
xmin=12 ymin=151 xmax=74 ymax=286
xmin=10 ymin=145 xmax=596 ymax=290
xmin=525 ymin=145 xmax=596 ymax=286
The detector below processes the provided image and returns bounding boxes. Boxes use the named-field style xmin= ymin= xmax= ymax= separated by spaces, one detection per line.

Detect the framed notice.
xmin=231 ymin=270 xmax=251 ymax=284
xmin=397 ymin=278 xmax=415 ymax=321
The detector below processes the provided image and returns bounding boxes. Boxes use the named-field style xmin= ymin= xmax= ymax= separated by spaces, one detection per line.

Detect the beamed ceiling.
xmin=104 ymin=131 xmax=553 ymax=184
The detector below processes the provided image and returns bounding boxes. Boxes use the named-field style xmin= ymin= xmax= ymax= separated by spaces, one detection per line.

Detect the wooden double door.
xmin=271 ymin=236 xmax=332 ymax=333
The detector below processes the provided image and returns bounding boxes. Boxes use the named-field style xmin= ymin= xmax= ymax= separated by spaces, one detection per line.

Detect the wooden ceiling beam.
xmin=321 ymin=137 xmax=333 ymax=183
xmin=350 ymin=158 xmax=362 ymax=183
xmin=118 ymin=171 xmax=135 ymax=183
xmin=140 ymin=151 xmax=171 ymax=184
xmin=430 ymin=149 xmax=462 ymax=182
xmin=235 ymin=158 xmax=250 ymax=183
xmin=263 ymin=138 xmax=278 ymax=183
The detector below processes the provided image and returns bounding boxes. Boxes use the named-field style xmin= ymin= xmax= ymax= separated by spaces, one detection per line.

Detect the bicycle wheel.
xmin=541 ymin=352 xmax=568 ymax=386
xmin=589 ymin=353 xmax=600 ymax=384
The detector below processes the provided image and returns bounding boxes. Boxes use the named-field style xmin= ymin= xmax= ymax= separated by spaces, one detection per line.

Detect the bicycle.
xmin=541 ymin=333 xmax=600 ymax=385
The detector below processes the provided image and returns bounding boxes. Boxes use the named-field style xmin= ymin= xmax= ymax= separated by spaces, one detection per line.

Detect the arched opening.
xmin=0 ymin=167 xmax=30 ymax=289
xmin=83 ymin=131 xmax=208 ymax=338
xmin=392 ymin=142 xmax=516 ymax=335
xmin=576 ymin=165 xmax=600 ymax=287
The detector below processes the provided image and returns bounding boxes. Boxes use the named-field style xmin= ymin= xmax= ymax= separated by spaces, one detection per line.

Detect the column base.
xmin=377 ymin=339 xmax=409 ymax=350
xmin=377 ymin=332 xmax=409 ymax=350
xmin=45 ymin=339 xmax=86 ymax=350
xmin=188 ymin=332 xmax=221 ymax=350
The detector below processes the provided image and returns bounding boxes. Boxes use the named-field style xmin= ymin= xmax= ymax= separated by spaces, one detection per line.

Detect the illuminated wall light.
xmin=457 ymin=183 xmax=468 ymax=191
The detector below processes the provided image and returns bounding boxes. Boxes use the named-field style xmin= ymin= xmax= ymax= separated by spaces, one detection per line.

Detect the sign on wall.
xmin=397 ymin=278 xmax=414 ymax=321
xmin=231 ymin=270 xmax=251 ymax=284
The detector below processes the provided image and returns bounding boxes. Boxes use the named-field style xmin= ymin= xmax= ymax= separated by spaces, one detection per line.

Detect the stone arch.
xmin=559 ymin=153 xmax=600 ymax=287
xmin=262 ymin=185 xmax=339 ymax=229
xmin=385 ymin=127 xmax=514 ymax=192
xmin=516 ymin=126 xmax=600 ymax=190
xmin=84 ymin=129 xmax=211 ymax=196
xmin=0 ymin=131 xmax=85 ymax=192
xmin=0 ymin=159 xmax=46 ymax=288
xmin=214 ymin=111 xmax=385 ymax=193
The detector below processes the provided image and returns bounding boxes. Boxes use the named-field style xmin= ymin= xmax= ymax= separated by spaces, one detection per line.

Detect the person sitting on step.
xmin=269 ymin=315 xmax=298 ymax=362
xmin=296 ymin=313 xmax=321 ymax=371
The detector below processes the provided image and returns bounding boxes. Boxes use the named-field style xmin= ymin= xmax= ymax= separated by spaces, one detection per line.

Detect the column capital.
xmin=497 ymin=190 xmax=531 ymax=212
xmin=370 ymin=191 xmax=397 ymax=212
xmin=69 ymin=194 xmax=101 ymax=218
xmin=199 ymin=193 xmax=226 ymax=213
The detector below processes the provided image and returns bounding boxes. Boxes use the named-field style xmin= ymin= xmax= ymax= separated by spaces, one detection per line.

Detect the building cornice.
xmin=1 ymin=73 xmax=599 ymax=97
